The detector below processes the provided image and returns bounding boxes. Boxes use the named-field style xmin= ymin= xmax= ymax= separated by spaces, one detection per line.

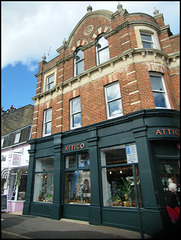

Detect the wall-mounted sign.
xmin=156 ymin=128 xmax=180 ymax=136
xmin=64 ymin=143 xmax=85 ymax=152
xmin=126 ymin=144 xmax=138 ymax=164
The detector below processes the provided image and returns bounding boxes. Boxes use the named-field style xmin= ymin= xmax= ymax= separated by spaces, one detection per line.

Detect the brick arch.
xmin=90 ymin=25 xmax=112 ymax=41
xmin=71 ymin=39 xmax=88 ymax=53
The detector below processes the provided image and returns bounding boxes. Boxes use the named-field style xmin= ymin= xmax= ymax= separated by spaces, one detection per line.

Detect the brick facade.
xmin=31 ymin=6 xmax=180 ymax=139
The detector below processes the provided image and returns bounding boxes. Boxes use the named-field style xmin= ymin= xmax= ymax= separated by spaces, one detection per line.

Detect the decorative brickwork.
xmin=32 ymin=6 xmax=180 ymax=139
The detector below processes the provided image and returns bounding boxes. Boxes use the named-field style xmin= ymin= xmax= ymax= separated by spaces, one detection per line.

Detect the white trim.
xmin=130 ymin=101 xmax=141 ymax=105
xmin=70 ymin=97 xmax=82 ymax=130
xmin=43 ymin=68 xmax=57 ymax=92
xmin=104 ymin=81 xmax=123 ymax=119
xmin=149 ymin=72 xmax=171 ymax=109
xmin=126 ymin=70 xmax=136 ymax=76
xmin=43 ymin=108 xmax=52 ymax=137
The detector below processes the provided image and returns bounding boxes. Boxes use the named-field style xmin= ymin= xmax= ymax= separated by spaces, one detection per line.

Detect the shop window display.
xmin=33 ymin=157 xmax=54 ymax=203
xmin=160 ymin=159 xmax=180 ymax=204
xmin=101 ymin=145 xmax=143 ymax=207
xmin=65 ymin=152 xmax=91 ymax=204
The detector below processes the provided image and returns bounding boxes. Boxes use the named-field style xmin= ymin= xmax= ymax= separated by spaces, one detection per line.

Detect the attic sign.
xmin=156 ymin=128 xmax=180 ymax=136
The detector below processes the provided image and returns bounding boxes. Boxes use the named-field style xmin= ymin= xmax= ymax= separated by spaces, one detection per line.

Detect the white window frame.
xmin=1 ymin=138 xmax=4 ymax=148
xmin=149 ymin=73 xmax=171 ymax=109
xmin=74 ymin=48 xmax=84 ymax=76
xmin=70 ymin=97 xmax=82 ymax=130
xmin=105 ymin=82 xmax=123 ymax=119
xmin=96 ymin=34 xmax=110 ymax=65
xmin=14 ymin=132 xmax=21 ymax=144
xmin=43 ymin=108 xmax=52 ymax=137
xmin=46 ymin=73 xmax=54 ymax=91
xmin=140 ymin=32 xmax=154 ymax=49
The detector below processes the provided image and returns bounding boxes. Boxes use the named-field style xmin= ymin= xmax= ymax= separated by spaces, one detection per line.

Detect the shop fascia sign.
xmin=155 ymin=128 xmax=180 ymax=136
xmin=64 ymin=143 xmax=85 ymax=152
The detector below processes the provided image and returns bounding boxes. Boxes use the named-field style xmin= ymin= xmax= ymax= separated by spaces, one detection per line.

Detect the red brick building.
xmin=31 ymin=5 xmax=179 ymax=138
xmin=24 ymin=5 xmax=180 ymax=237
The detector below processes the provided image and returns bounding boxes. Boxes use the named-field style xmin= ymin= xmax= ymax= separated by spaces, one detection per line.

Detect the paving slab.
xmin=1 ymin=212 xmax=143 ymax=239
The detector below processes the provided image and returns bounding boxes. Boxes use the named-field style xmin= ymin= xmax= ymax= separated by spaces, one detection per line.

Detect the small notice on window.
xmin=126 ymin=144 xmax=138 ymax=163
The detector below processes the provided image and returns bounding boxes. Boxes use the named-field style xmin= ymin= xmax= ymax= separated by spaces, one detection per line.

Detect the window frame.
xmin=43 ymin=108 xmax=52 ymax=137
xmin=74 ymin=47 xmax=84 ymax=76
xmin=70 ymin=97 xmax=82 ymax=130
xmin=46 ymin=73 xmax=54 ymax=91
xmin=14 ymin=132 xmax=21 ymax=144
xmin=104 ymin=81 xmax=123 ymax=119
xmin=101 ymin=144 xmax=143 ymax=208
xmin=149 ymin=73 xmax=171 ymax=109
xmin=33 ymin=156 xmax=54 ymax=203
xmin=64 ymin=152 xmax=91 ymax=205
xmin=140 ymin=32 xmax=154 ymax=49
xmin=96 ymin=34 xmax=110 ymax=65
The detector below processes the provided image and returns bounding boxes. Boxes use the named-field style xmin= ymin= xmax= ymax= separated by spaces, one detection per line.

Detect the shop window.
xmin=46 ymin=73 xmax=54 ymax=91
xmin=74 ymin=48 xmax=84 ymax=76
xmin=96 ymin=35 xmax=110 ymax=65
xmin=33 ymin=156 xmax=54 ymax=203
xmin=8 ymin=169 xmax=28 ymax=201
xmin=105 ymin=82 xmax=123 ymax=119
xmin=101 ymin=145 xmax=143 ymax=208
xmin=70 ymin=97 xmax=81 ymax=129
xmin=43 ymin=108 xmax=52 ymax=136
xmin=140 ymin=32 xmax=154 ymax=48
xmin=149 ymin=73 xmax=170 ymax=109
xmin=65 ymin=152 xmax=91 ymax=205
xmin=160 ymin=159 xmax=180 ymax=204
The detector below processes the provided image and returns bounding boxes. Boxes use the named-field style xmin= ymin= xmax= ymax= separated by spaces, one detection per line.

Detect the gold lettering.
xmin=64 ymin=143 xmax=85 ymax=151
xmin=162 ymin=129 xmax=166 ymax=135
xmin=156 ymin=129 xmax=162 ymax=135
xmin=80 ymin=143 xmax=85 ymax=149
xmin=167 ymin=129 xmax=171 ymax=135
xmin=175 ymin=130 xmax=180 ymax=136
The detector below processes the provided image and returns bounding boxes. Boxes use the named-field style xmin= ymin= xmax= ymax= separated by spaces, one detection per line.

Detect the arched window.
xmin=96 ymin=35 xmax=110 ymax=65
xmin=74 ymin=48 xmax=84 ymax=76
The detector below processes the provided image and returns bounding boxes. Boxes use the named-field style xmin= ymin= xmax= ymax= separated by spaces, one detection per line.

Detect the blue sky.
xmin=1 ymin=1 xmax=180 ymax=111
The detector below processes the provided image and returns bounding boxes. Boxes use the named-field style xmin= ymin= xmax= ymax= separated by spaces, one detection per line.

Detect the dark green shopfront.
xmin=23 ymin=109 xmax=180 ymax=236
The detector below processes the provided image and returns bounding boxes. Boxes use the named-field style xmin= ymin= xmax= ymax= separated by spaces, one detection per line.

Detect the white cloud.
xmin=1 ymin=1 xmax=179 ymax=71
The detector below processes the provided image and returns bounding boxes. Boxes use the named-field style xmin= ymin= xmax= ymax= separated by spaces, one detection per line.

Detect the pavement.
xmin=1 ymin=211 xmax=144 ymax=239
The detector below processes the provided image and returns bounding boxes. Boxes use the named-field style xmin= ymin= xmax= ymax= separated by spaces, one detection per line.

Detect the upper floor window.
xmin=43 ymin=108 xmax=52 ymax=136
xmin=105 ymin=82 xmax=123 ymax=119
xmin=46 ymin=74 xmax=54 ymax=91
xmin=70 ymin=97 xmax=81 ymax=129
xmin=74 ymin=48 xmax=84 ymax=76
xmin=140 ymin=32 xmax=154 ymax=48
xmin=149 ymin=73 xmax=170 ymax=109
xmin=1 ymin=138 xmax=4 ymax=148
xmin=14 ymin=132 xmax=21 ymax=144
xmin=96 ymin=35 xmax=110 ymax=65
